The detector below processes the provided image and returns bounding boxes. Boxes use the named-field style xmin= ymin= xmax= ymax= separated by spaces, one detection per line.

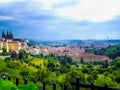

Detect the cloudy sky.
xmin=0 ymin=0 xmax=120 ymax=40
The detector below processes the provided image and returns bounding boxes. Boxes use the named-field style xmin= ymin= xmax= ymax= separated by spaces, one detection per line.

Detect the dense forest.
xmin=0 ymin=46 xmax=120 ymax=90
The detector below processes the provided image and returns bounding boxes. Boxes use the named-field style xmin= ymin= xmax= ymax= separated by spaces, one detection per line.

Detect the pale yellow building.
xmin=0 ymin=39 xmax=21 ymax=53
xmin=0 ymin=41 xmax=3 ymax=53
xmin=0 ymin=42 xmax=3 ymax=50
xmin=7 ymin=41 xmax=21 ymax=52
xmin=0 ymin=30 xmax=26 ymax=53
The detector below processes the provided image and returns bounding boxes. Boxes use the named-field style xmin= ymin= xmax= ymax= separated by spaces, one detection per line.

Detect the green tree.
xmin=80 ymin=57 xmax=84 ymax=64
xmin=18 ymin=49 xmax=26 ymax=60
xmin=115 ymin=59 xmax=120 ymax=68
xmin=2 ymin=48 xmax=8 ymax=56
xmin=47 ymin=57 xmax=59 ymax=71
xmin=86 ymin=63 xmax=94 ymax=69
xmin=66 ymin=56 xmax=73 ymax=65
xmin=64 ymin=69 xmax=86 ymax=89
xmin=87 ymin=75 xmax=94 ymax=82
xmin=47 ymin=62 xmax=56 ymax=71
xmin=35 ymin=68 xmax=50 ymax=81
xmin=20 ymin=67 xmax=29 ymax=77
xmin=0 ymin=78 xmax=17 ymax=90
xmin=103 ymin=60 xmax=109 ymax=68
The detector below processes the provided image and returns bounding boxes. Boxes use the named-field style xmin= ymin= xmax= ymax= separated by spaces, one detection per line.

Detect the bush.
xmin=0 ymin=78 xmax=17 ymax=90
xmin=19 ymin=83 xmax=38 ymax=90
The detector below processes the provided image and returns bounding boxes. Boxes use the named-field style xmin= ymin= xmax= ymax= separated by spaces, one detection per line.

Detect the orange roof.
xmin=8 ymin=41 xmax=19 ymax=44
xmin=80 ymin=53 xmax=109 ymax=60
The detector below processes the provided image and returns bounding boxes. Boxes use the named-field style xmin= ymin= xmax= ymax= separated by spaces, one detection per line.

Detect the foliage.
xmin=2 ymin=48 xmax=9 ymax=56
xmin=89 ymin=44 xmax=120 ymax=59
xmin=11 ymin=51 xmax=18 ymax=59
xmin=64 ymin=69 xmax=86 ymax=83
xmin=0 ymin=54 xmax=120 ymax=89
xmin=80 ymin=57 xmax=84 ymax=64
xmin=0 ymin=78 xmax=17 ymax=90
xmin=19 ymin=83 xmax=38 ymax=90
xmin=18 ymin=49 xmax=27 ymax=60
xmin=0 ymin=78 xmax=39 ymax=90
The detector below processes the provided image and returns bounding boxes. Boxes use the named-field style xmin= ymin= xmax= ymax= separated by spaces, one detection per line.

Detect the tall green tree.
xmin=80 ymin=57 xmax=84 ymax=64
xmin=2 ymin=48 xmax=8 ymax=56
xmin=18 ymin=49 xmax=26 ymax=60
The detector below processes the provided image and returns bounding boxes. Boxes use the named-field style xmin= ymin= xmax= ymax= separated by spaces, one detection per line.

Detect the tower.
xmin=2 ymin=30 xmax=6 ymax=38
xmin=10 ymin=30 xmax=13 ymax=39
xmin=6 ymin=30 xmax=10 ymax=39
xmin=1 ymin=30 xmax=14 ymax=39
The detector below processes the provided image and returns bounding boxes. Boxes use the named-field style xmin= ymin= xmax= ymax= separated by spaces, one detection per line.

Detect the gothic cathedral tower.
xmin=2 ymin=30 xmax=14 ymax=39
xmin=2 ymin=30 xmax=6 ymax=38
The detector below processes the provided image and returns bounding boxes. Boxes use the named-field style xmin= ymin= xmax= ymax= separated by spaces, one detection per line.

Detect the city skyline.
xmin=0 ymin=0 xmax=120 ymax=40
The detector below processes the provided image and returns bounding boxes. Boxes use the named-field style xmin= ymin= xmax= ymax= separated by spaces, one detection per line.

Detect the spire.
xmin=7 ymin=30 xmax=9 ymax=36
xmin=2 ymin=30 xmax=5 ymax=38
xmin=10 ymin=30 xmax=13 ymax=39
xmin=6 ymin=30 xmax=9 ymax=39
xmin=2 ymin=29 xmax=14 ymax=39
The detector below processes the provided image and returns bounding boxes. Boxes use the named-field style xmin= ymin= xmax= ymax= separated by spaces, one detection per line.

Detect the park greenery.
xmin=86 ymin=44 xmax=120 ymax=59
xmin=0 ymin=45 xmax=120 ymax=90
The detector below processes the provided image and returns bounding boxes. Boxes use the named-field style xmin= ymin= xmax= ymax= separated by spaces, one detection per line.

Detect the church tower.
xmin=2 ymin=30 xmax=6 ymax=38
xmin=1 ymin=30 xmax=14 ymax=39
xmin=10 ymin=30 xmax=13 ymax=39
xmin=6 ymin=30 xmax=9 ymax=39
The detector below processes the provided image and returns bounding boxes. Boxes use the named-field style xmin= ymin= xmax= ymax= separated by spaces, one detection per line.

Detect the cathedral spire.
xmin=6 ymin=30 xmax=9 ymax=39
xmin=7 ymin=30 xmax=9 ymax=36
xmin=10 ymin=30 xmax=13 ymax=39
xmin=2 ymin=30 xmax=5 ymax=38
xmin=2 ymin=29 xmax=14 ymax=39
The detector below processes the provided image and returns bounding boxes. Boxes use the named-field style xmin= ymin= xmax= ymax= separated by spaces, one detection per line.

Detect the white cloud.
xmin=0 ymin=0 xmax=14 ymax=3
xmin=0 ymin=0 xmax=25 ymax=3
xmin=1 ymin=0 xmax=120 ymax=22
xmin=0 ymin=15 xmax=15 ymax=20
xmin=33 ymin=0 xmax=61 ymax=10
xmin=56 ymin=0 xmax=120 ymax=22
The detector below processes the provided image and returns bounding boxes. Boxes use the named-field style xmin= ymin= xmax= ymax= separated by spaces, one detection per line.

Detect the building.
xmin=0 ymin=30 xmax=28 ymax=53
xmin=2 ymin=30 xmax=13 ymax=39
xmin=0 ymin=40 xmax=21 ymax=53
xmin=13 ymin=38 xmax=28 ymax=48
xmin=27 ymin=48 xmax=40 ymax=55
xmin=79 ymin=53 xmax=109 ymax=62
xmin=8 ymin=41 xmax=21 ymax=52
xmin=0 ymin=41 xmax=3 ymax=53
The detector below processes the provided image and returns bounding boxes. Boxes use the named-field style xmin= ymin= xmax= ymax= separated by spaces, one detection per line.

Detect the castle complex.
xmin=0 ymin=30 xmax=28 ymax=53
xmin=2 ymin=30 xmax=13 ymax=40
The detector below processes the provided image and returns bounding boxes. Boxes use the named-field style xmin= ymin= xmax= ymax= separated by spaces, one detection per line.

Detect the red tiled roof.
xmin=80 ymin=53 xmax=109 ymax=60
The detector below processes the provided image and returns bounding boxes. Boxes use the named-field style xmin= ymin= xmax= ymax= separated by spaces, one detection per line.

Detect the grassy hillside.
xmin=0 ymin=55 xmax=120 ymax=89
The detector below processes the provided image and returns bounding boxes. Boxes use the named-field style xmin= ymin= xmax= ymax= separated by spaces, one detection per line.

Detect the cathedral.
xmin=2 ymin=30 xmax=13 ymax=39
xmin=0 ymin=30 xmax=28 ymax=53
